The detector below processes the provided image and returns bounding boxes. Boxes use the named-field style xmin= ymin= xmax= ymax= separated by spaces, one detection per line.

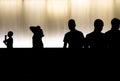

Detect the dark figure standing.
xmin=85 ymin=19 xmax=105 ymax=48
xmin=30 ymin=26 xmax=44 ymax=48
xmin=63 ymin=19 xmax=84 ymax=48
xmin=105 ymin=18 xmax=120 ymax=48
xmin=3 ymin=31 xmax=13 ymax=48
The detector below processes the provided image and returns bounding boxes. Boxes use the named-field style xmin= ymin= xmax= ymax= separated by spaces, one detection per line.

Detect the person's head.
xmin=8 ymin=31 xmax=13 ymax=37
xmin=68 ymin=19 xmax=76 ymax=31
xmin=30 ymin=25 xmax=41 ymax=34
xmin=94 ymin=19 xmax=104 ymax=32
xmin=37 ymin=25 xmax=41 ymax=29
xmin=111 ymin=18 xmax=120 ymax=30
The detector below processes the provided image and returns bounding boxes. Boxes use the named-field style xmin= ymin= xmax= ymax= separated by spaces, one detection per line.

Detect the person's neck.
xmin=71 ymin=29 xmax=76 ymax=31
xmin=111 ymin=26 xmax=119 ymax=31
xmin=9 ymin=37 xmax=12 ymax=38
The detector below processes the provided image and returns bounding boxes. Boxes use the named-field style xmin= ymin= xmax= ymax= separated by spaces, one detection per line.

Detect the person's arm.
xmin=81 ymin=33 xmax=85 ymax=48
xmin=84 ymin=35 xmax=89 ymax=48
xmin=3 ymin=35 xmax=7 ymax=45
xmin=63 ymin=34 xmax=68 ymax=48
xmin=63 ymin=42 xmax=67 ymax=48
xmin=40 ymin=29 xmax=44 ymax=37
xmin=30 ymin=26 xmax=36 ymax=33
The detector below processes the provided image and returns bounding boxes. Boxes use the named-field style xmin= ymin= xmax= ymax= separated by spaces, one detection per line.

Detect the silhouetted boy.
xmin=3 ymin=31 xmax=13 ymax=48
xmin=30 ymin=26 xmax=44 ymax=48
xmin=63 ymin=19 xmax=84 ymax=48
xmin=85 ymin=19 xmax=105 ymax=48
xmin=105 ymin=18 xmax=120 ymax=48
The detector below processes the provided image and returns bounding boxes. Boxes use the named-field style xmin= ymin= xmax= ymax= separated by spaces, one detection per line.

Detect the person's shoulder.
xmin=105 ymin=30 xmax=112 ymax=35
xmin=116 ymin=30 xmax=120 ymax=33
xmin=76 ymin=30 xmax=83 ymax=34
xmin=86 ymin=32 xmax=94 ymax=38
xmin=65 ymin=31 xmax=71 ymax=35
xmin=99 ymin=32 xmax=105 ymax=36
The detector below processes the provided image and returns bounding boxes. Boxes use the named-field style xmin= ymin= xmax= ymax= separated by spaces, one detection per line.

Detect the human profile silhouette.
xmin=3 ymin=31 xmax=13 ymax=48
xmin=85 ymin=19 xmax=105 ymax=48
xmin=63 ymin=19 xmax=84 ymax=48
xmin=105 ymin=18 xmax=120 ymax=48
xmin=30 ymin=25 xmax=44 ymax=48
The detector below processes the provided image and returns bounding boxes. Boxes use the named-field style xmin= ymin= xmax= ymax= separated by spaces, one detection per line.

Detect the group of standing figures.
xmin=63 ymin=18 xmax=120 ymax=48
xmin=2 ymin=18 xmax=120 ymax=48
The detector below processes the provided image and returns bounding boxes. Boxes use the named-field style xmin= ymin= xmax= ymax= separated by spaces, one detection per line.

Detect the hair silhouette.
xmin=105 ymin=18 xmax=120 ymax=48
xmin=85 ymin=19 xmax=106 ymax=48
xmin=30 ymin=26 xmax=44 ymax=48
xmin=63 ymin=19 xmax=84 ymax=48
xmin=3 ymin=31 xmax=13 ymax=48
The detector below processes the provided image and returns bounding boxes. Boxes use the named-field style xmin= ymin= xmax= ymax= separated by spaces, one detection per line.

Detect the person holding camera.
xmin=3 ymin=31 xmax=14 ymax=48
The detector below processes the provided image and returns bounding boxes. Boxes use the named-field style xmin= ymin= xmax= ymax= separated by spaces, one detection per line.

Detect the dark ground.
xmin=0 ymin=48 xmax=119 ymax=80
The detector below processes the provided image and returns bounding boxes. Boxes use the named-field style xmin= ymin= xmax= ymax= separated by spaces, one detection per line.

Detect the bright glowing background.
xmin=0 ymin=0 xmax=119 ymax=48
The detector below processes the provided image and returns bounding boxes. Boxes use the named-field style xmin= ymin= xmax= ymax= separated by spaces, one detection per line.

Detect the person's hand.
xmin=3 ymin=40 xmax=6 ymax=43
xmin=5 ymin=35 xmax=7 ymax=38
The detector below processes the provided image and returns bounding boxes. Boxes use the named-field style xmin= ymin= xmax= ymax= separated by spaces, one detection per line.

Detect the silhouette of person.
xmin=85 ymin=19 xmax=105 ymax=48
xmin=30 ymin=25 xmax=44 ymax=48
xmin=63 ymin=19 xmax=84 ymax=48
xmin=3 ymin=31 xmax=13 ymax=48
xmin=105 ymin=18 xmax=120 ymax=48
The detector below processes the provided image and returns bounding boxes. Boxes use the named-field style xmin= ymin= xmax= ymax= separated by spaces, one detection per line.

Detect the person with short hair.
xmin=85 ymin=19 xmax=105 ymax=48
xmin=105 ymin=18 xmax=120 ymax=48
xmin=63 ymin=19 xmax=84 ymax=48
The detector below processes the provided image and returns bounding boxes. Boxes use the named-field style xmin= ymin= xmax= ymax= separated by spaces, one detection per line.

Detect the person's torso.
xmin=65 ymin=30 xmax=84 ymax=48
xmin=7 ymin=38 xmax=13 ymax=48
xmin=105 ymin=30 xmax=120 ymax=48
xmin=86 ymin=32 xmax=105 ymax=48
